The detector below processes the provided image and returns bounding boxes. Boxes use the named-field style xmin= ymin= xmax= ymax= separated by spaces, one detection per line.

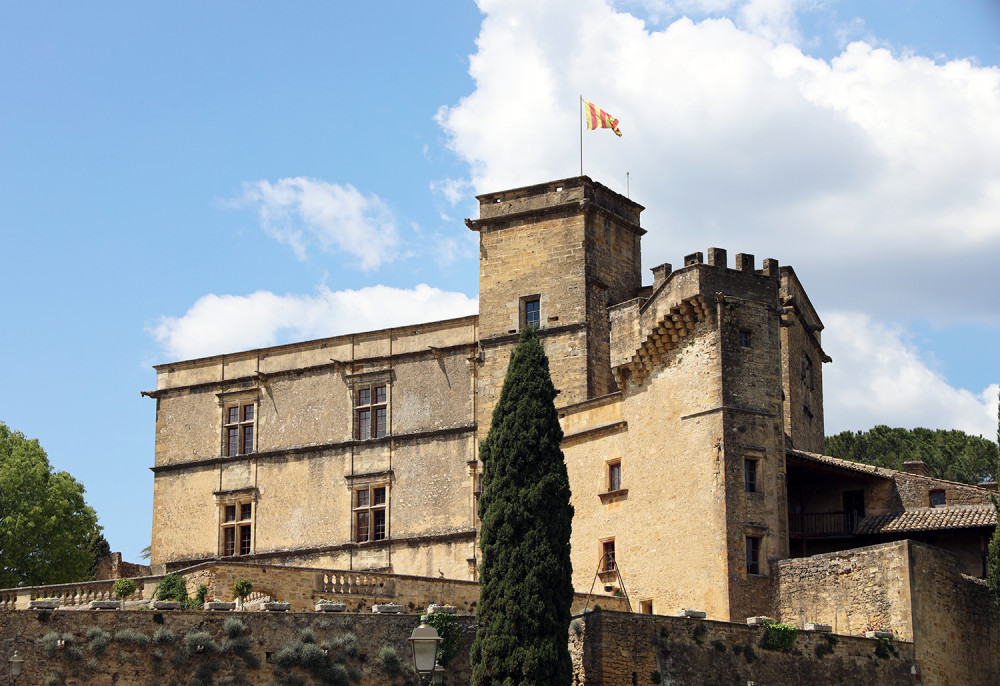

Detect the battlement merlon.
xmin=464 ymin=176 xmax=646 ymax=234
xmin=609 ymin=249 xmax=780 ymax=370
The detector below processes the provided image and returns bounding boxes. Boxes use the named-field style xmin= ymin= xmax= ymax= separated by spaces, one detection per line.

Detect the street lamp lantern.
xmin=9 ymin=651 xmax=25 ymax=682
xmin=407 ymin=615 xmax=442 ymax=684
xmin=431 ymin=662 xmax=446 ymax=684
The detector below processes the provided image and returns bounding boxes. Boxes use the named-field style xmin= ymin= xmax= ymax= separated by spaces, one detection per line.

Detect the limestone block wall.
xmin=773 ymin=541 xmax=913 ymax=639
xmin=562 ymin=319 xmax=733 ymax=620
xmin=779 ymin=266 xmax=827 ymax=454
xmin=569 ymin=610 xmax=916 ymax=686
xmin=0 ymin=609 xmax=477 ymax=686
xmin=892 ymin=470 xmax=994 ymax=508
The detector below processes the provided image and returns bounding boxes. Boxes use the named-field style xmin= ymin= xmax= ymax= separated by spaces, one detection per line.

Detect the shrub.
xmin=113 ymin=577 xmax=137 ymax=601
xmin=154 ymin=573 xmax=188 ymax=602
xmin=426 ymin=611 xmax=461 ymax=667
xmin=184 ymin=631 xmax=219 ymax=655
xmin=114 ymin=628 xmax=150 ymax=647
xmin=651 ymin=671 xmax=662 ymax=684
xmin=233 ymin=578 xmax=253 ymax=602
xmin=376 ymin=645 xmax=402 ymax=676
xmin=152 ymin=627 xmax=175 ymax=644
xmin=41 ymin=632 xmax=62 ymax=658
xmin=223 ymin=617 xmax=249 ymax=638
xmin=85 ymin=627 xmax=111 ymax=656
xmin=758 ymin=618 xmax=798 ymax=652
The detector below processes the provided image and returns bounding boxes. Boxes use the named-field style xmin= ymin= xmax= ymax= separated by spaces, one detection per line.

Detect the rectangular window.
xmin=355 ymin=384 xmax=387 ymax=440
xmin=639 ymin=599 xmax=653 ymax=614
xmin=601 ymin=539 xmax=616 ymax=572
xmin=221 ymin=499 xmax=252 ymax=557
xmin=608 ymin=461 xmax=622 ymax=492
xmin=746 ymin=536 xmax=761 ymax=574
xmin=224 ymin=403 xmax=255 ymax=456
xmin=739 ymin=330 xmax=751 ymax=348
xmin=930 ymin=490 xmax=946 ymax=507
xmin=525 ymin=298 xmax=540 ymax=329
xmin=744 ymin=459 xmax=757 ymax=493
xmin=354 ymin=484 xmax=388 ymax=542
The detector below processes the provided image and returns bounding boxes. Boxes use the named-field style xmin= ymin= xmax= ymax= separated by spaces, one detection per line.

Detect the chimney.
xmin=902 ymin=461 xmax=930 ymax=477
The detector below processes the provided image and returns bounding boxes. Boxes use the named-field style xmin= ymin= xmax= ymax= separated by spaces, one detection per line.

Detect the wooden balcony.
xmin=788 ymin=511 xmax=862 ymax=538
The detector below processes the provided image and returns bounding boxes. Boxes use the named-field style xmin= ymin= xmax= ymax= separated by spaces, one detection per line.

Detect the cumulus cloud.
xmin=437 ymin=0 xmax=1000 ymax=324
xmin=234 ymin=178 xmax=399 ymax=270
xmin=823 ymin=311 xmax=998 ymax=438
xmin=148 ymin=285 xmax=478 ymax=362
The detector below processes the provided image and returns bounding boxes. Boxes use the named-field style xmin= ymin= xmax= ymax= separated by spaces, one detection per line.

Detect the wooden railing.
xmin=788 ymin=511 xmax=861 ymax=538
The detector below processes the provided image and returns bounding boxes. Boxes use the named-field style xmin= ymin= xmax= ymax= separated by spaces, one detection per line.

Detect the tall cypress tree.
xmin=471 ymin=327 xmax=575 ymax=686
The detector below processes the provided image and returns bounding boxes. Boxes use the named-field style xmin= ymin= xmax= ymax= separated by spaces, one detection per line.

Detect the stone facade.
xmin=132 ymin=175 xmax=998 ymax=684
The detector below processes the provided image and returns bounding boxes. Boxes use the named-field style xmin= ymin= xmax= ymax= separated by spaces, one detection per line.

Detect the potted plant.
xmin=372 ymin=602 xmax=402 ymax=613
xmin=263 ymin=598 xmax=291 ymax=611
xmin=30 ymin=597 xmax=60 ymax=610
xmin=804 ymin=621 xmax=832 ymax=632
xmin=151 ymin=572 xmax=187 ymax=609
xmin=205 ymin=597 xmax=236 ymax=611
xmin=315 ymin=598 xmax=346 ymax=612
xmin=233 ymin=579 xmax=253 ymax=611
xmin=427 ymin=602 xmax=457 ymax=614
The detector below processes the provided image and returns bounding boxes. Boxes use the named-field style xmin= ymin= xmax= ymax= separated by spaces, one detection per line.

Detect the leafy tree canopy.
xmin=826 ymin=425 xmax=999 ymax=485
xmin=0 ymin=421 xmax=103 ymax=587
xmin=471 ymin=327 xmax=575 ymax=686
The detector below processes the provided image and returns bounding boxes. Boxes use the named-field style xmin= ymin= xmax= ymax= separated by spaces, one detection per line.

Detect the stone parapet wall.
xmin=570 ymin=610 xmax=916 ymax=685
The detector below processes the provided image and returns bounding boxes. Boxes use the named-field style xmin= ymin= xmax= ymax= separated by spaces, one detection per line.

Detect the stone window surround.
xmin=743 ymin=447 xmax=765 ymax=496
xmin=744 ymin=524 xmax=768 ymax=576
xmin=216 ymin=389 xmax=259 ymax=458
xmin=215 ymin=487 xmax=257 ymax=558
xmin=599 ymin=537 xmax=616 ymax=574
xmin=346 ymin=370 xmax=393 ymax=442
xmin=353 ymin=480 xmax=389 ymax=544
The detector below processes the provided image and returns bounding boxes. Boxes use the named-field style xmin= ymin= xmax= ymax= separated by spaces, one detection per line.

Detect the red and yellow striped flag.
xmin=583 ymin=99 xmax=622 ymax=137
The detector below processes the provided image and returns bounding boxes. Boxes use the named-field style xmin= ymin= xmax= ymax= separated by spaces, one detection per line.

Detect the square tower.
xmin=466 ymin=176 xmax=644 ymax=431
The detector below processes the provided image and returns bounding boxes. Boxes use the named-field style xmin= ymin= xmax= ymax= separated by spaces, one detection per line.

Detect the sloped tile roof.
xmin=856 ymin=505 xmax=997 ymax=534
xmin=786 ymin=449 xmax=891 ymax=479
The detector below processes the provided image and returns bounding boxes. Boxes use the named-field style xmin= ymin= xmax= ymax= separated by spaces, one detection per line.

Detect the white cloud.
xmin=148 ymin=285 xmax=478 ymax=362
xmin=438 ymin=0 xmax=1000 ymax=324
xmin=823 ymin=311 xmax=998 ymax=438
xmin=234 ymin=177 xmax=399 ymax=270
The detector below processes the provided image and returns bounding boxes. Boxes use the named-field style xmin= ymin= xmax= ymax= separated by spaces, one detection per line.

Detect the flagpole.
xmin=579 ymin=95 xmax=583 ymax=176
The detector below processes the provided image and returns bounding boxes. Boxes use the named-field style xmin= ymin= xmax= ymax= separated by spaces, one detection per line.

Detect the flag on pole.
xmin=583 ymin=99 xmax=622 ymax=137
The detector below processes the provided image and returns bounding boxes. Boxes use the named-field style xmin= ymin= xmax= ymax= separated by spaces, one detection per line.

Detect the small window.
xmin=601 ymin=539 xmax=616 ymax=572
xmin=608 ymin=461 xmax=622 ymax=492
xmin=739 ymin=330 xmax=751 ymax=348
xmin=355 ymin=484 xmax=388 ymax=542
xmin=224 ymin=403 xmax=255 ymax=456
xmin=639 ymin=599 xmax=653 ymax=614
xmin=355 ymin=384 xmax=388 ymax=440
xmin=744 ymin=458 xmax=757 ymax=493
xmin=746 ymin=536 xmax=761 ymax=574
xmin=930 ymin=490 xmax=946 ymax=507
xmin=524 ymin=298 xmax=540 ymax=329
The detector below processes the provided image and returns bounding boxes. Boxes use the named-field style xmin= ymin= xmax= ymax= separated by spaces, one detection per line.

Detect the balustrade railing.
xmin=316 ymin=571 xmax=396 ymax=597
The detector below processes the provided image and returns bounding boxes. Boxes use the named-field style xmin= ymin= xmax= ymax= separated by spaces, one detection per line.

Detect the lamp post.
xmin=8 ymin=651 xmax=24 ymax=686
xmin=407 ymin=615 xmax=442 ymax=686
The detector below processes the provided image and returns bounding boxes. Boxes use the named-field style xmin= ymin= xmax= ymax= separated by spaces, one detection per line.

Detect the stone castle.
xmin=134 ymin=176 xmax=998 ymax=682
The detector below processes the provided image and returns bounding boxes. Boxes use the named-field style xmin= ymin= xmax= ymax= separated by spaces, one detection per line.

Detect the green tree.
xmin=826 ymin=425 xmax=999 ymax=485
xmin=987 ymin=390 xmax=1000 ymax=604
xmin=0 ymin=421 xmax=103 ymax=587
xmin=471 ymin=327 xmax=575 ymax=686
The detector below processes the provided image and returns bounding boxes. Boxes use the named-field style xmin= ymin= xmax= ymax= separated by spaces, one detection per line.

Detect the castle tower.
xmin=466 ymin=176 xmax=644 ymax=434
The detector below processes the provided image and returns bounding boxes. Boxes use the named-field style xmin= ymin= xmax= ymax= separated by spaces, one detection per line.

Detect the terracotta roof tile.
xmin=856 ymin=505 xmax=997 ymax=534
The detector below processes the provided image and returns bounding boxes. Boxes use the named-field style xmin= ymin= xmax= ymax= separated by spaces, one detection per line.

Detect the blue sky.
xmin=1 ymin=1 xmax=998 ymax=564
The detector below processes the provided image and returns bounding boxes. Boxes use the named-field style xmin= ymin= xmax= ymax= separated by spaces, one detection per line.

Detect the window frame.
xmin=600 ymin=538 xmax=616 ymax=572
xmin=521 ymin=295 xmax=541 ymax=330
xmin=354 ymin=383 xmax=388 ymax=440
xmin=738 ymin=330 xmax=752 ymax=348
xmin=223 ymin=402 xmax=256 ymax=457
xmin=930 ymin=489 xmax=946 ymax=507
xmin=219 ymin=495 xmax=254 ymax=558
xmin=745 ymin=535 xmax=761 ymax=575
xmin=744 ymin=458 xmax=758 ymax=493
xmin=354 ymin=483 xmax=389 ymax=543
xmin=607 ymin=460 xmax=622 ymax=492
